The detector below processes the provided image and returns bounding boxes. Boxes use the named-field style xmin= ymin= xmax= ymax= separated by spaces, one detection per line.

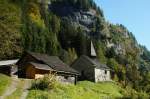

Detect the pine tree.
xmin=76 ymin=27 xmax=88 ymax=55
xmin=95 ymin=42 xmax=107 ymax=64
xmin=51 ymin=14 xmax=60 ymax=35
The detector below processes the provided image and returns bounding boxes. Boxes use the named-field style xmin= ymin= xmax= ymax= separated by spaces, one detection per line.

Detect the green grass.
xmin=0 ymin=74 xmax=11 ymax=95
xmin=27 ymin=81 xmax=125 ymax=99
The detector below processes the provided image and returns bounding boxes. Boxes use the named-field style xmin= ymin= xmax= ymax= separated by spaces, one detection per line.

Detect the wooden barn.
xmin=0 ymin=59 xmax=18 ymax=76
xmin=71 ymin=42 xmax=111 ymax=82
xmin=17 ymin=51 xmax=80 ymax=84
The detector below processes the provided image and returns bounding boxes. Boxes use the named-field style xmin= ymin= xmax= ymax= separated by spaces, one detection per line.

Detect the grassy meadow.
xmin=0 ymin=73 xmax=148 ymax=99
xmin=27 ymin=81 xmax=125 ymax=99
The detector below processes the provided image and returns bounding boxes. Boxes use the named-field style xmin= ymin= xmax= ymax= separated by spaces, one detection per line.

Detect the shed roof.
xmin=0 ymin=59 xmax=19 ymax=66
xmin=27 ymin=52 xmax=79 ymax=75
xmin=29 ymin=62 xmax=53 ymax=71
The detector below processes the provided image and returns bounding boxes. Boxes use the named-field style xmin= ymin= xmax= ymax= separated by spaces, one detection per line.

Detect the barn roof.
xmin=0 ymin=59 xmax=19 ymax=66
xmin=78 ymin=55 xmax=110 ymax=70
xmin=29 ymin=62 xmax=53 ymax=71
xmin=27 ymin=52 xmax=79 ymax=75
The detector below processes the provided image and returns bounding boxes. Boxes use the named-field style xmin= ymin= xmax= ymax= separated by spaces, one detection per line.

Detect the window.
xmin=105 ymin=70 xmax=107 ymax=74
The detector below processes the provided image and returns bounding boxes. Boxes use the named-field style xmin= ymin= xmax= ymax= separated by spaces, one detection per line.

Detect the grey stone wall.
xmin=94 ymin=68 xmax=111 ymax=82
xmin=56 ymin=76 xmax=75 ymax=84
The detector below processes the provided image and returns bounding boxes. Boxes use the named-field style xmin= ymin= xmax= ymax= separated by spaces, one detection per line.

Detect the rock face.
xmin=73 ymin=10 xmax=97 ymax=33
xmin=49 ymin=3 xmax=97 ymax=34
xmin=48 ymin=2 xmax=137 ymax=57
xmin=113 ymin=43 xmax=126 ymax=55
xmin=106 ymin=40 xmax=114 ymax=48
xmin=77 ymin=10 xmax=96 ymax=26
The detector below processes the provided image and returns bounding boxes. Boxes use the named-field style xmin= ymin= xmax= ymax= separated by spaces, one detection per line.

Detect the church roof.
xmin=74 ymin=55 xmax=110 ymax=70
xmin=90 ymin=41 xmax=97 ymax=57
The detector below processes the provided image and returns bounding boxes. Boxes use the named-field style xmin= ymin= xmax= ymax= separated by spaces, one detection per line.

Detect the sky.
xmin=94 ymin=0 xmax=150 ymax=50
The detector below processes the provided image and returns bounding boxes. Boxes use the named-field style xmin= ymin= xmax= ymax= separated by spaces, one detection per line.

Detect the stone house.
xmin=71 ymin=42 xmax=111 ymax=82
xmin=17 ymin=51 xmax=80 ymax=84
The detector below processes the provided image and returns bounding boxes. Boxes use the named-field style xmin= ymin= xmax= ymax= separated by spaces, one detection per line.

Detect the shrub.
xmin=137 ymin=91 xmax=149 ymax=99
xmin=31 ymin=73 xmax=57 ymax=90
xmin=120 ymin=86 xmax=149 ymax=99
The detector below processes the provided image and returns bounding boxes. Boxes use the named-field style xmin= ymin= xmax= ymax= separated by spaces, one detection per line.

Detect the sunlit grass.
xmin=27 ymin=81 xmax=124 ymax=99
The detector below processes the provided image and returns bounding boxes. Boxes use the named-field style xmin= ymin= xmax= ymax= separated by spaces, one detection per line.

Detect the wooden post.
xmin=75 ymin=75 xmax=77 ymax=85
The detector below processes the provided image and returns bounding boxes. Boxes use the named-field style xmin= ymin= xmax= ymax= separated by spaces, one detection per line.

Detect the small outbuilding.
xmin=0 ymin=59 xmax=18 ymax=76
xmin=71 ymin=42 xmax=111 ymax=82
xmin=17 ymin=51 xmax=80 ymax=84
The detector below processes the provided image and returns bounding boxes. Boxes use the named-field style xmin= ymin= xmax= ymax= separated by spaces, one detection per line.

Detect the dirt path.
xmin=20 ymin=79 xmax=32 ymax=99
xmin=0 ymin=77 xmax=32 ymax=99
xmin=0 ymin=77 xmax=19 ymax=99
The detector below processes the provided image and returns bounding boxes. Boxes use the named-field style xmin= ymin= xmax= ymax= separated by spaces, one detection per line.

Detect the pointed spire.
xmin=91 ymin=41 xmax=96 ymax=57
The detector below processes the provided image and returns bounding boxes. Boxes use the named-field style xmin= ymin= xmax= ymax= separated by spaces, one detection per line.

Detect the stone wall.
xmin=56 ymin=75 xmax=75 ymax=84
xmin=94 ymin=68 xmax=111 ymax=82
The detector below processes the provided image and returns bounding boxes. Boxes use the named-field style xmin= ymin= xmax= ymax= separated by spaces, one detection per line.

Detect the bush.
xmin=31 ymin=73 xmax=57 ymax=90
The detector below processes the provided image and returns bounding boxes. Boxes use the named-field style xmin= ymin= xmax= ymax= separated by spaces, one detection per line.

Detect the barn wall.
xmin=0 ymin=66 xmax=11 ymax=76
xmin=18 ymin=54 xmax=39 ymax=78
xmin=35 ymin=68 xmax=51 ymax=79
xmin=25 ymin=64 xmax=77 ymax=84
xmin=26 ymin=64 xmax=51 ymax=79
xmin=56 ymin=75 xmax=75 ymax=84
xmin=26 ymin=65 xmax=35 ymax=79
xmin=26 ymin=64 xmax=76 ymax=84
xmin=35 ymin=69 xmax=50 ymax=74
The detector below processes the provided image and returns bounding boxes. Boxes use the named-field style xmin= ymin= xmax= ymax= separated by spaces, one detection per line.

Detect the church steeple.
xmin=90 ymin=41 xmax=96 ymax=57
